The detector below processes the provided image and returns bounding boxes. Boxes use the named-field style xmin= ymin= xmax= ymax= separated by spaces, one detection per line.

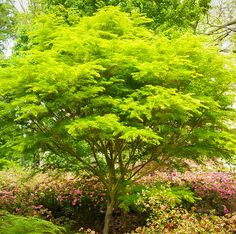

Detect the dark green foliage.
xmin=41 ymin=0 xmax=211 ymax=31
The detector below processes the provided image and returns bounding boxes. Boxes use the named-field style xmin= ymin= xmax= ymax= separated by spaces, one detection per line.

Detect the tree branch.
xmin=207 ymin=19 xmax=236 ymax=35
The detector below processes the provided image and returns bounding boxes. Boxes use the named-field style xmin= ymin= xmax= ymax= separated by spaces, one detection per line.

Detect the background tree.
xmin=0 ymin=7 xmax=235 ymax=233
xmin=19 ymin=0 xmax=212 ymax=31
xmin=0 ymin=0 xmax=16 ymax=54
xmin=11 ymin=0 xmax=212 ymax=57
xmin=4 ymin=0 xmax=214 ymax=58
xmin=200 ymin=0 xmax=236 ymax=51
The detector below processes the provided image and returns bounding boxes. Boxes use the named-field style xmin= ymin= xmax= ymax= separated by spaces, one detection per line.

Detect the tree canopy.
xmin=0 ymin=5 xmax=235 ymax=234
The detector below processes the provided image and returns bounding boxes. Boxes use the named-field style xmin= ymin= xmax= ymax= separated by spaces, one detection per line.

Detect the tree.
xmin=36 ymin=0 xmax=211 ymax=31
xmin=0 ymin=0 xmax=16 ymax=54
xmin=0 ymin=7 xmax=235 ymax=233
xmin=201 ymin=0 xmax=236 ymax=51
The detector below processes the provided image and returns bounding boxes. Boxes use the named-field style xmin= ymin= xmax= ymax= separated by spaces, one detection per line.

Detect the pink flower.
xmin=75 ymin=190 xmax=82 ymax=196
xmin=69 ymin=190 xmax=73 ymax=195
xmin=226 ymin=190 xmax=232 ymax=195
xmin=72 ymin=198 xmax=78 ymax=206
xmin=40 ymin=210 xmax=45 ymax=214
xmin=223 ymin=205 xmax=230 ymax=214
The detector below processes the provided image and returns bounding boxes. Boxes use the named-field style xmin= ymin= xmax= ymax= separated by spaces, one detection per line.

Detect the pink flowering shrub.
xmin=0 ymin=168 xmax=106 ymax=230
xmin=188 ymin=171 xmax=236 ymax=214
xmin=141 ymin=170 xmax=236 ymax=214
xmin=130 ymin=179 xmax=236 ymax=233
xmin=1 ymin=165 xmax=235 ymax=233
xmin=0 ymin=190 xmax=16 ymax=210
xmin=0 ymin=188 xmax=53 ymax=220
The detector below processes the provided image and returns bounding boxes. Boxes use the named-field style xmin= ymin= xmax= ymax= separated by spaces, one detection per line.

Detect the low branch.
xmin=127 ymin=156 xmax=154 ymax=181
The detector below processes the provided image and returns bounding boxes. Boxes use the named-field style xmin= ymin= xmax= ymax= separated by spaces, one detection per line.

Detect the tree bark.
xmin=103 ymin=198 xmax=114 ymax=234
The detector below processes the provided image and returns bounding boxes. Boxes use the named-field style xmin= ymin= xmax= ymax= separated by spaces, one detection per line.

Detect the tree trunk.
xmin=103 ymin=198 xmax=114 ymax=234
xmin=121 ymin=209 xmax=127 ymax=230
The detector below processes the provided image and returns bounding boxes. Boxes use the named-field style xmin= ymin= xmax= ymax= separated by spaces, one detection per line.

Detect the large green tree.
xmin=0 ymin=7 xmax=235 ymax=233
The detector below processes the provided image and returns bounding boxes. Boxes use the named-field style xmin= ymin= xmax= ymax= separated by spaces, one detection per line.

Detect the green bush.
xmin=0 ymin=159 xmax=11 ymax=170
xmin=136 ymin=183 xmax=196 ymax=210
xmin=0 ymin=210 xmax=66 ymax=234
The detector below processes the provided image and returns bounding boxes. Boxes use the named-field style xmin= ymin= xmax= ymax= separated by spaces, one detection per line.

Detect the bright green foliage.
xmin=118 ymin=182 xmax=196 ymax=212
xmin=1 ymin=5 xmax=235 ymax=179
xmin=0 ymin=210 xmax=66 ymax=234
xmin=0 ymin=7 xmax=235 ymax=231
xmin=135 ymin=184 xmax=196 ymax=212
xmin=0 ymin=158 xmax=12 ymax=169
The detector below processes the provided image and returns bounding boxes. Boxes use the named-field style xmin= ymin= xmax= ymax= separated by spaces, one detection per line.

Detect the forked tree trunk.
xmin=103 ymin=198 xmax=115 ymax=234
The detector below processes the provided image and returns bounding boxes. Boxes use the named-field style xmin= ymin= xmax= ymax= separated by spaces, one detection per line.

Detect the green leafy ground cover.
xmin=0 ymin=210 xmax=65 ymax=234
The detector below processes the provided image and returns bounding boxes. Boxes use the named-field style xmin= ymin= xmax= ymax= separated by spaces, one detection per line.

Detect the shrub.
xmin=0 ymin=167 xmax=106 ymax=230
xmin=2 ymin=165 xmax=235 ymax=233
xmin=132 ymin=172 xmax=236 ymax=233
xmin=0 ymin=210 xmax=66 ymax=234
xmin=140 ymin=170 xmax=236 ymax=214
xmin=132 ymin=210 xmax=236 ymax=234
xmin=138 ymin=184 xmax=195 ymax=207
